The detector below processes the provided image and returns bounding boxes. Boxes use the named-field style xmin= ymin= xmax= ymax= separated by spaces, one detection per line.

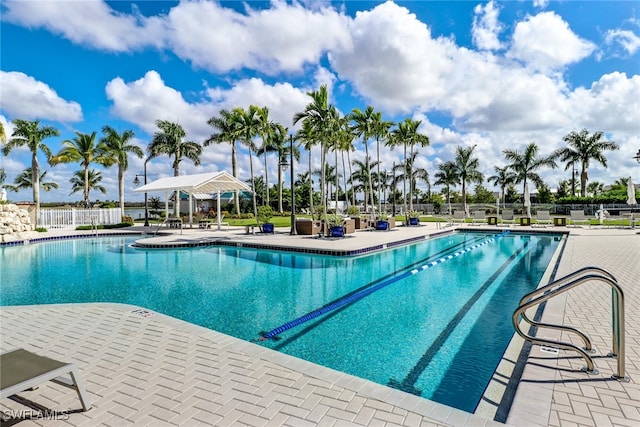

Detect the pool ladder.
xmin=513 ymin=266 xmax=629 ymax=381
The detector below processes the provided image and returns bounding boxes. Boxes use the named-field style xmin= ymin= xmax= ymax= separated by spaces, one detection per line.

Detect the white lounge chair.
xmin=1 ymin=348 xmax=92 ymax=412
xmin=451 ymin=211 xmax=466 ymax=224
xmin=500 ymin=209 xmax=516 ymax=226
xmin=570 ymin=210 xmax=591 ymax=227
xmin=471 ymin=210 xmax=486 ymax=225
xmin=534 ymin=211 xmax=553 ymax=227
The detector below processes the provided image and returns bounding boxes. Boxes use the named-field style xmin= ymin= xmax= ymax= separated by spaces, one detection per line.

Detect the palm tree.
xmin=206 ymin=109 xmax=243 ymax=214
xmin=293 ymin=85 xmax=335 ymax=221
xmin=295 ymin=120 xmax=317 ymax=216
xmin=148 ymin=120 xmax=202 ymax=215
xmin=553 ymin=129 xmax=619 ymax=197
xmin=351 ymin=157 xmax=378 ymax=208
xmin=388 ymin=118 xmax=430 ymax=218
xmin=371 ymin=113 xmax=393 ymax=214
xmin=148 ymin=120 xmax=202 ymax=177
xmin=503 ymin=143 xmax=557 ymax=213
xmin=335 ymin=118 xmax=356 ymax=207
xmin=453 ymin=145 xmax=484 ymax=216
xmin=5 ymin=168 xmax=58 ymax=193
xmin=256 ymin=107 xmax=276 ymax=206
xmin=392 ymin=151 xmax=428 ymax=208
xmin=233 ymin=105 xmax=262 ymax=221
xmin=435 ymin=161 xmax=458 ymax=214
xmin=2 ymin=119 xmax=60 ymax=221
xmin=587 ymin=181 xmax=604 ymax=196
xmin=488 ymin=166 xmax=516 ymax=208
xmin=50 ymin=131 xmax=113 ymax=208
xmin=348 ymin=106 xmax=376 ymax=214
xmin=69 ymin=169 xmax=106 ymax=199
xmin=101 ymin=126 xmax=143 ymax=217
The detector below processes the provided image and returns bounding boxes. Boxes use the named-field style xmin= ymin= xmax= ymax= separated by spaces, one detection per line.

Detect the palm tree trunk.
xmin=232 ymin=142 xmax=239 ymax=214
xmin=376 ymin=138 xmax=381 ymax=214
xmin=341 ymin=151 xmax=348 ymax=207
xmin=119 ymin=165 xmax=125 ymax=218
xmin=278 ymin=161 xmax=283 ymax=213
xmin=250 ymin=150 xmax=258 ymax=223
xmin=308 ymin=148 xmax=314 ymax=218
xmin=365 ymin=141 xmax=373 ymax=215
xmin=403 ymin=144 xmax=407 ymax=220
xmin=334 ymin=150 xmax=339 ymax=212
xmin=32 ymin=155 xmax=40 ymax=226
xmin=462 ymin=180 xmax=467 ymax=216
xmin=173 ymin=156 xmax=180 ymax=216
xmin=84 ymin=166 xmax=90 ymax=208
xmin=347 ymin=151 xmax=355 ymax=206
xmin=264 ymin=154 xmax=269 ymax=206
xmin=321 ymin=142 xmax=327 ymax=223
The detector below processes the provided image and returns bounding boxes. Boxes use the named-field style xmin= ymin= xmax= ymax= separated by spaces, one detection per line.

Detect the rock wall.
xmin=0 ymin=203 xmax=35 ymax=241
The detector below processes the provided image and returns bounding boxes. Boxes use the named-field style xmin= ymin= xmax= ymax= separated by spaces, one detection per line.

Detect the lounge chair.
xmin=471 ymin=210 xmax=486 ymax=225
xmin=534 ymin=210 xmax=553 ymax=227
xmin=1 ymin=348 xmax=92 ymax=412
xmin=570 ymin=210 xmax=591 ymax=227
xmin=500 ymin=209 xmax=516 ymax=226
xmin=451 ymin=211 xmax=466 ymax=224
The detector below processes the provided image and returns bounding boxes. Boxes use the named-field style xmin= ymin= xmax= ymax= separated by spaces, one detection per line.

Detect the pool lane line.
xmin=387 ymin=237 xmax=532 ymax=396
xmin=257 ymin=230 xmax=510 ymax=342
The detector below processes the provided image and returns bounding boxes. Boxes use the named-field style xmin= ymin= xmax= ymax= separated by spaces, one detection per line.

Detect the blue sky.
xmin=1 ymin=0 xmax=639 ymax=203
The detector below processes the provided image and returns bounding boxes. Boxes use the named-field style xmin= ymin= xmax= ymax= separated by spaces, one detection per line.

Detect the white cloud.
xmin=1 ymin=0 xmax=162 ymax=52
xmin=604 ymin=29 xmax=640 ymax=56
xmin=330 ymin=1 xmax=454 ymax=113
xmin=507 ymin=12 xmax=596 ymax=72
xmin=567 ymin=72 xmax=640 ymax=133
xmin=0 ymin=71 xmax=83 ymax=122
xmin=164 ymin=0 xmax=351 ymax=74
xmin=472 ymin=1 xmax=504 ymax=51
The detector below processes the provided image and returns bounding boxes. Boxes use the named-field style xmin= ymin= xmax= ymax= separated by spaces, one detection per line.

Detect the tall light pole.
xmin=634 ymin=148 xmax=640 ymax=164
xmin=289 ymin=135 xmax=296 ymax=235
xmin=133 ymin=158 xmax=149 ymax=227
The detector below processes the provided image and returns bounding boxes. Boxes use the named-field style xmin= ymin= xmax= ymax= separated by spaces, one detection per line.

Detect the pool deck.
xmin=1 ymin=222 xmax=638 ymax=426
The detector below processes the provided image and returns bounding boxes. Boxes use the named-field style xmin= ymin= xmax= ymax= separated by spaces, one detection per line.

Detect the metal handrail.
xmin=517 ymin=267 xmax=618 ymax=352
xmin=513 ymin=268 xmax=628 ymax=381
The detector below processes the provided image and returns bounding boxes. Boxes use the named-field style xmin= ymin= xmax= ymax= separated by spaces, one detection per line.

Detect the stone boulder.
xmin=0 ymin=203 xmax=35 ymax=241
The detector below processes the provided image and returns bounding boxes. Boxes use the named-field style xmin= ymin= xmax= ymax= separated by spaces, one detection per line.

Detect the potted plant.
xmin=257 ymin=205 xmax=275 ymax=233
xmin=326 ymin=213 xmax=344 ymax=237
xmin=376 ymin=213 xmax=390 ymax=230
xmin=408 ymin=210 xmax=420 ymax=226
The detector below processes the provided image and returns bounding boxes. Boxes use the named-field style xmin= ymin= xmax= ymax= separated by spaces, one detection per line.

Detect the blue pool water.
xmin=0 ymin=231 xmax=561 ymax=412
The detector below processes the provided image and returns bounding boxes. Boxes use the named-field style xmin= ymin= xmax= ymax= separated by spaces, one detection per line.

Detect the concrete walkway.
xmin=1 ymin=222 xmax=638 ymax=426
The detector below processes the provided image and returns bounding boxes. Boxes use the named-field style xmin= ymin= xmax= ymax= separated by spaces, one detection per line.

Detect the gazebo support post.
xmin=217 ymin=189 xmax=222 ymax=231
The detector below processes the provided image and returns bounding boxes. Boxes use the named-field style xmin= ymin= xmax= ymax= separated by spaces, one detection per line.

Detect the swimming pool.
xmin=0 ymin=231 xmax=561 ymax=413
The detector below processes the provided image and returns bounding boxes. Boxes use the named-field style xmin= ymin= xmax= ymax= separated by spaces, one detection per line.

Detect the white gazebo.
xmin=133 ymin=171 xmax=251 ymax=230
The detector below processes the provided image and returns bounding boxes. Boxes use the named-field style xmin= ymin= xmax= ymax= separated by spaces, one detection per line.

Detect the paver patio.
xmin=1 ymin=222 xmax=638 ymax=426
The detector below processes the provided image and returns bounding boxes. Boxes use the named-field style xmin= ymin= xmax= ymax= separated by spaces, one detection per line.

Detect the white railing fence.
xmin=39 ymin=208 xmax=122 ymax=230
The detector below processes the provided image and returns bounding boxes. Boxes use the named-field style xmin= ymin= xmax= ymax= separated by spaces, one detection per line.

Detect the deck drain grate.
xmin=130 ymin=309 xmax=154 ymax=318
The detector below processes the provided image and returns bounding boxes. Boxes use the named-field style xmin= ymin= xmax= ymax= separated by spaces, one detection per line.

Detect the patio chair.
xmin=471 ymin=210 xmax=486 ymax=225
xmin=451 ymin=211 xmax=466 ymax=224
xmin=500 ymin=209 xmax=516 ymax=226
xmin=570 ymin=210 xmax=591 ymax=227
xmin=533 ymin=210 xmax=553 ymax=227
xmin=1 ymin=348 xmax=92 ymax=412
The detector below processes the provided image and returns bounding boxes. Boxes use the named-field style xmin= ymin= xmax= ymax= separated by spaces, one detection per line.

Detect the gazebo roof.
xmin=133 ymin=171 xmax=251 ymax=195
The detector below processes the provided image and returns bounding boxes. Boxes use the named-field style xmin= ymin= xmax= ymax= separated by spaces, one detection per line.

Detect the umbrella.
xmin=524 ymin=182 xmax=531 ymax=218
xmin=0 ymin=187 xmax=6 ymax=202
xmin=496 ymin=196 xmax=500 ymax=218
xmin=627 ymin=177 xmax=637 ymax=206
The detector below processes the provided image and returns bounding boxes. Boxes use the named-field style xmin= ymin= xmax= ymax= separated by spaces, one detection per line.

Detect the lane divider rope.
xmin=258 ymin=230 xmax=511 ymax=341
